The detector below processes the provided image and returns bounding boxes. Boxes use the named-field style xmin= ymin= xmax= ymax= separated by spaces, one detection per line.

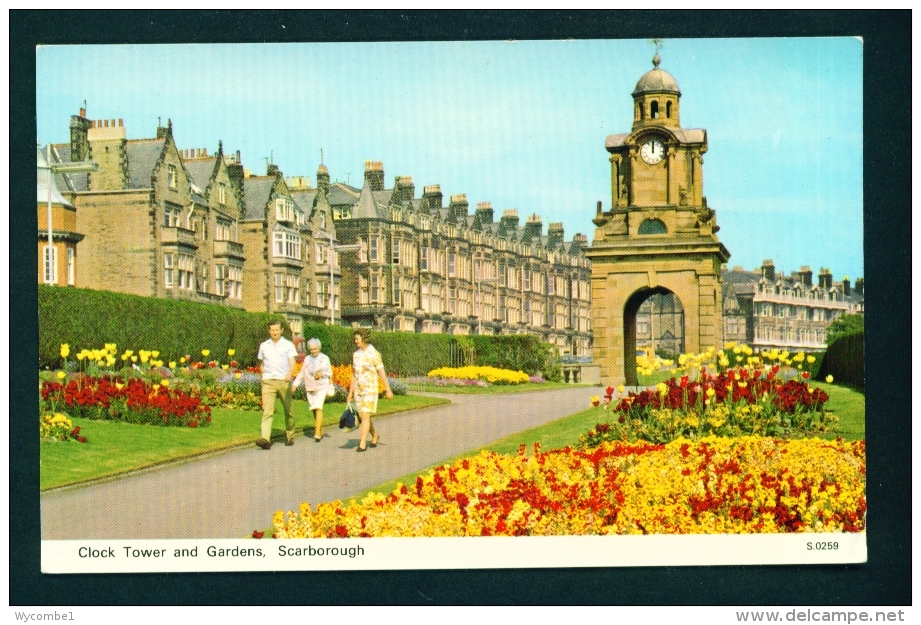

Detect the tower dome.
xmin=632 ymin=53 xmax=681 ymax=97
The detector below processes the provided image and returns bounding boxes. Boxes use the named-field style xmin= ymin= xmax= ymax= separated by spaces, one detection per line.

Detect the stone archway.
xmin=622 ymin=286 xmax=685 ymax=385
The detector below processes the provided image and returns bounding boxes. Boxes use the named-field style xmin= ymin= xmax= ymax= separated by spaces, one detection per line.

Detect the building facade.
xmin=49 ymin=111 xmax=247 ymax=308
xmin=325 ymin=161 xmax=593 ymax=355
xmin=37 ymin=148 xmax=84 ymax=286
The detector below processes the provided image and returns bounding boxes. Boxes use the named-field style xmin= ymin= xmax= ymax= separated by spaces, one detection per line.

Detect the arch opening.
xmin=623 ymin=288 xmax=686 ymax=386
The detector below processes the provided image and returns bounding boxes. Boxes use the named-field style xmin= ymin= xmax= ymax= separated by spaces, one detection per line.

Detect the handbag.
xmin=338 ymin=402 xmax=357 ymax=429
xmin=326 ymin=384 xmax=336 ymax=398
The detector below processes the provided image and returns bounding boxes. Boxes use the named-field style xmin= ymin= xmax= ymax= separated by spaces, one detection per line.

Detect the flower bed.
xmin=40 ymin=376 xmax=211 ymax=428
xmin=271 ymin=436 xmax=865 ymax=537
xmin=427 ymin=366 xmax=530 ymax=385
xmin=587 ymin=360 xmax=836 ymax=445
xmin=40 ymin=413 xmax=87 ymax=443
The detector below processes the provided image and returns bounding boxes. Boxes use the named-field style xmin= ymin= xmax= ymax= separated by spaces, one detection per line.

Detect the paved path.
xmin=41 ymin=387 xmax=593 ymax=539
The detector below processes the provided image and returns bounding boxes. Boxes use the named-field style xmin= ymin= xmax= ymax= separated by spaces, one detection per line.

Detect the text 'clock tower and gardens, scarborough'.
xmin=586 ymin=50 xmax=731 ymax=386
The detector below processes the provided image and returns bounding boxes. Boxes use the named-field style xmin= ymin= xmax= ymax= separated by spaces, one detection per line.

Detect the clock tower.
xmin=584 ymin=52 xmax=731 ymax=386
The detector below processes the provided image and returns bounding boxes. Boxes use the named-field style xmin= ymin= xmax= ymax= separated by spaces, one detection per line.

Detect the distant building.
xmin=321 ymin=160 xmax=593 ymax=355
xmin=37 ymin=147 xmax=84 ymax=286
xmin=47 ymin=110 xmax=246 ymax=308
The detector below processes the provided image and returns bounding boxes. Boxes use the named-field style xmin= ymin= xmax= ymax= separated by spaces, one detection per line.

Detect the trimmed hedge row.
xmin=39 ymin=287 xmax=560 ymax=378
xmin=818 ymin=331 xmax=864 ymax=390
xmin=39 ymin=286 xmax=284 ymax=370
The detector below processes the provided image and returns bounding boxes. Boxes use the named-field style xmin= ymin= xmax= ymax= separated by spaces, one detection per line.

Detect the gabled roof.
xmin=327 ymin=182 xmax=361 ymax=207
xmin=242 ymin=177 xmax=276 ymax=220
xmin=183 ymin=158 xmax=218 ymax=193
xmin=126 ymin=139 xmax=166 ymax=189
xmin=352 ymin=180 xmax=387 ymax=220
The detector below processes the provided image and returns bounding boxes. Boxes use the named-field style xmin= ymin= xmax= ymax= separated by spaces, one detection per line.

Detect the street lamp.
xmin=328 ymin=229 xmax=360 ymax=326
xmin=477 ymin=277 xmax=500 ymax=335
xmin=39 ymin=144 xmax=97 ymax=285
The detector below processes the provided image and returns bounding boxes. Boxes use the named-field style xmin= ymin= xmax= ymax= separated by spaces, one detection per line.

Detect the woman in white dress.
xmin=291 ymin=338 xmax=333 ymax=442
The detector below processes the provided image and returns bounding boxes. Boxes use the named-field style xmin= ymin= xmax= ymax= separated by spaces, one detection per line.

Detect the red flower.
xmin=252 ymin=530 xmax=265 ymax=539
xmin=801 ymin=371 xmax=811 ymax=379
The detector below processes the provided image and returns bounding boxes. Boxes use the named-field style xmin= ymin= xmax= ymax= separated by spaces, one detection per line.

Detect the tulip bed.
xmin=40 ymin=376 xmax=211 ymax=428
xmin=272 ymin=436 xmax=865 ymax=538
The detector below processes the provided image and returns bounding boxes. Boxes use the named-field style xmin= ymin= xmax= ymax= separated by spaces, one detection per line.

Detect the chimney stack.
xmin=316 ymin=164 xmax=330 ymax=193
xmin=842 ymin=276 xmax=851 ymax=296
xmin=395 ymin=176 xmax=414 ymax=203
xmin=524 ymin=213 xmax=543 ymax=239
xmin=855 ymin=278 xmax=864 ymax=296
xmin=475 ymin=201 xmax=494 ymax=224
xmin=761 ymin=259 xmax=775 ymax=282
xmin=449 ymin=194 xmax=469 ymax=219
xmin=548 ymin=222 xmax=565 ymax=248
xmin=422 ymin=184 xmax=443 ymax=211
xmin=818 ymin=268 xmax=833 ymax=290
xmin=364 ymin=160 xmax=384 ymax=191
xmin=797 ymin=266 xmax=812 ymax=287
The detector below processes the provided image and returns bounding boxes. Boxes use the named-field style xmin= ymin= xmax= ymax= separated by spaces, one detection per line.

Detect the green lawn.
xmin=356 ymin=382 xmax=866 ymax=501
xmin=40 ymin=395 xmax=448 ymax=490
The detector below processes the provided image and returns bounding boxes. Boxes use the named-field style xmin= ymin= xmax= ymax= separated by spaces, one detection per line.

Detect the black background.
xmin=11 ymin=10 xmax=911 ymax=606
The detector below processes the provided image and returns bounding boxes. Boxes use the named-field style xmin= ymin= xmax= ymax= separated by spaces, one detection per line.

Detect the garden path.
xmin=41 ymin=386 xmax=592 ymax=539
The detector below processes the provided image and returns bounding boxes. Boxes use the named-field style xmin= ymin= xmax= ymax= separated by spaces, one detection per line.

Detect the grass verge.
xmin=355 ymin=383 xmax=865 ymax=501
xmin=40 ymin=395 xmax=448 ymax=490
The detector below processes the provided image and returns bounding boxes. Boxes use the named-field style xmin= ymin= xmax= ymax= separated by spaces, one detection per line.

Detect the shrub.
xmin=818 ymin=331 xmax=864 ymax=390
xmin=39 ymin=285 xmax=288 ymax=370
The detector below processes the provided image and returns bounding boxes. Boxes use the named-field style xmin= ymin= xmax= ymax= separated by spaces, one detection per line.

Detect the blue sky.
xmin=36 ymin=37 xmax=864 ymax=281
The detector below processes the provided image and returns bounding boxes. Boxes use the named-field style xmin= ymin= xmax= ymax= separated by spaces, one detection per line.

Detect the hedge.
xmin=817 ymin=331 xmax=864 ymax=390
xmin=39 ymin=287 xmax=560 ymax=378
xmin=39 ymin=286 xmax=287 ymax=370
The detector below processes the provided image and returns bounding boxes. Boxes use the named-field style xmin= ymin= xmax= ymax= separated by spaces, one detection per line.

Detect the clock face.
xmin=641 ymin=139 xmax=665 ymax=165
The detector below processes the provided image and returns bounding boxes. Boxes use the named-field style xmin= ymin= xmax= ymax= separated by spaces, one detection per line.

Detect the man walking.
xmin=256 ymin=320 xmax=298 ymax=449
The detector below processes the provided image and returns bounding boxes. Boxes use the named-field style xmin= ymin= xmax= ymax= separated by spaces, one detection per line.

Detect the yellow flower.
xmin=719 ymin=357 xmax=730 ymax=367
xmin=222 ymin=364 xmax=229 ymax=370
xmin=131 ymin=356 xmax=138 ymax=363
xmin=235 ymin=372 xmax=242 ymax=379
xmin=825 ymin=375 xmax=834 ymax=384
xmin=151 ymin=351 xmax=160 ymax=358
xmin=106 ymin=355 xmax=116 ymax=366
xmin=706 ymin=388 xmax=716 ymax=397
xmin=60 ymin=343 xmax=70 ymax=359
xmin=56 ymin=370 xmax=66 ymax=379
xmin=160 ymin=380 xmax=169 ymax=387
xmin=139 ymin=350 xmax=151 ymax=363
xmin=169 ymin=361 xmax=177 ymax=369
xmin=228 ymin=348 xmax=236 ymax=356
xmin=76 ymin=351 xmax=86 ymax=361
xmin=807 ymin=355 xmax=816 ymax=364
xmin=617 ymin=384 xmax=625 ymax=394
xmin=105 ymin=343 xmax=117 ymax=353
xmin=180 ymin=357 xmax=187 ymax=364
xmin=201 ymin=349 xmax=211 ymax=357
xmin=656 ymin=382 xmax=667 ymax=395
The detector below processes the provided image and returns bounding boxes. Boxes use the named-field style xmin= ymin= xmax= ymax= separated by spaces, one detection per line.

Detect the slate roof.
xmin=47 ymin=145 xmax=89 ymax=193
xmin=37 ymin=148 xmax=74 ymax=208
xmin=183 ymin=158 xmax=218 ymax=193
xmin=242 ymin=177 xmax=275 ymax=221
xmin=719 ymin=267 xmax=864 ymax=306
xmin=126 ymin=139 xmax=166 ymax=189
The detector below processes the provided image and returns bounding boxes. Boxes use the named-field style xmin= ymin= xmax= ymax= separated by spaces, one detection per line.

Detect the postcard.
xmin=35 ymin=37 xmax=867 ymax=575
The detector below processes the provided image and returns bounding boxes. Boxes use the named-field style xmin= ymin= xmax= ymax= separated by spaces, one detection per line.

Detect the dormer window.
xmin=275 ymin=198 xmax=295 ymax=223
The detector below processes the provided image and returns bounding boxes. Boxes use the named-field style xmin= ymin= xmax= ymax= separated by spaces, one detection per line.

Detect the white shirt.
xmin=257 ymin=336 xmax=297 ymax=380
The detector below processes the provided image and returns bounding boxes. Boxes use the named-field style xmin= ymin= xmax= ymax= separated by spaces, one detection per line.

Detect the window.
xmin=651 ymin=101 xmax=659 ymax=119
xmin=638 ymin=219 xmax=667 ymax=234
xmin=43 ymin=245 xmax=57 ymax=284
xmin=216 ymin=264 xmax=227 ymax=296
xmin=420 ymin=247 xmax=429 ymax=272
xmin=164 ymin=205 xmax=181 ymax=228
xmin=448 ymin=252 xmax=456 ymax=277
xmin=67 ymin=247 xmax=75 ymax=285
xmin=316 ymin=280 xmax=330 ymax=308
xmin=274 ymin=272 xmax=300 ymax=304
xmin=392 ymin=239 xmax=400 ymax=265
xmin=319 ymin=212 xmax=326 ymax=229
xmin=275 ymin=198 xmax=295 ymax=223
xmin=218 ymin=183 xmax=227 ymax=205
xmin=168 ymin=165 xmax=178 ymax=189
xmin=228 ymin=265 xmax=242 ymax=299
xmin=164 ymin=253 xmax=174 ymax=287
xmin=524 ymin=268 xmax=532 ymax=291
xmin=177 ymin=254 xmax=194 ymax=290
xmin=273 ymin=230 xmax=302 ymax=260
xmin=316 ymin=242 xmax=329 ymax=265
xmin=666 ymin=101 xmax=672 ymax=118
xmin=215 ymin=218 xmax=232 ymax=241
xmin=370 ymin=273 xmax=382 ymax=304
xmin=369 ymin=237 xmax=379 ymax=262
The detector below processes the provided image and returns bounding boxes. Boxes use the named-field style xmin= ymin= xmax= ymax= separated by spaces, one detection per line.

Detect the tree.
xmin=826 ymin=313 xmax=864 ymax=345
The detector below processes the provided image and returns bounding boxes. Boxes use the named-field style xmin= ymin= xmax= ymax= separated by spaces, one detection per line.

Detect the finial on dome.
xmin=652 ymin=53 xmax=661 ymax=68
xmin=649 ymin=37 xmax=663 ymax=67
